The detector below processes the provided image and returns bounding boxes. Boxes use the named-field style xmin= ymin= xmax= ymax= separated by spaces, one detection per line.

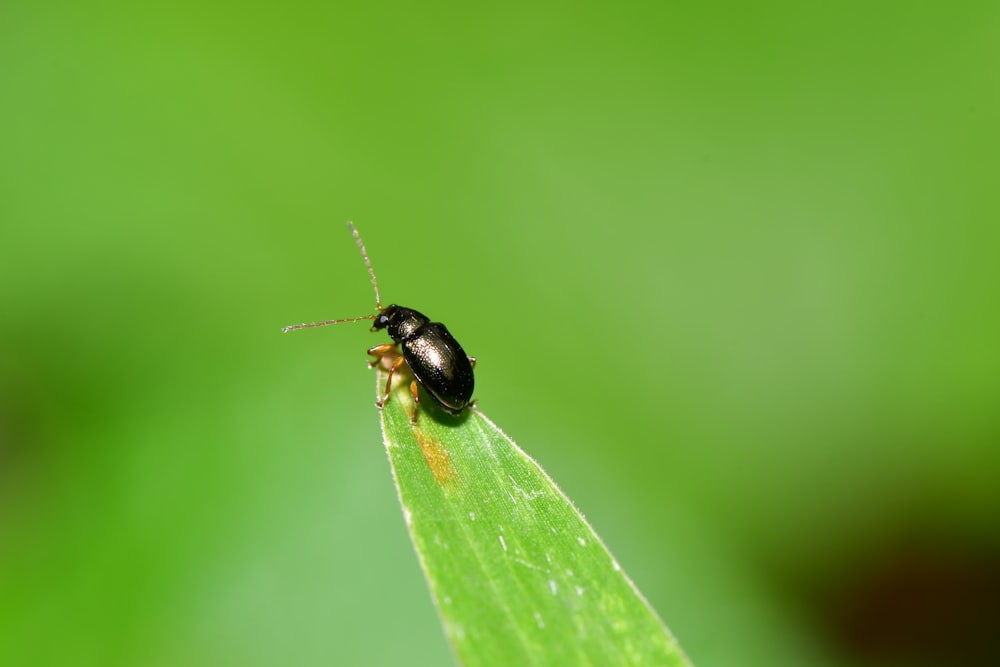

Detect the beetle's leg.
xmin=375 ymin=354 xmax=407 ymax=408
xmin=367 ymin=343 xmax=398 ymax=369
xmin=409 ymin=380 xmax=421 ymax=424
xmin=468 ymin=356 xmax=476 ymax=368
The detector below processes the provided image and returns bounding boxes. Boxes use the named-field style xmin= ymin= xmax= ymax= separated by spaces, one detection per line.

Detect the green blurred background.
xmin=2 ymin=1 xmax=998 ymax=665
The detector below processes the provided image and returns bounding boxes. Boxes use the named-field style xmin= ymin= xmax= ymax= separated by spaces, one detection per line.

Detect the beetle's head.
xmin=372 ymin=305 xmax=429 ymax=341
xmin=372 ymin=307 xmax=393 ymax=332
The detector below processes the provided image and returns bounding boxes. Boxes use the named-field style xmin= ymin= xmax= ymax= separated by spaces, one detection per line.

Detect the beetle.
xmin=282 ymin=223 xmax=475 ymax=422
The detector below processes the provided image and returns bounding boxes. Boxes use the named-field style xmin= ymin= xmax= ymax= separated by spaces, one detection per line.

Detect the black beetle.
xmin=283 ymin=223 xmax=475 ymax=422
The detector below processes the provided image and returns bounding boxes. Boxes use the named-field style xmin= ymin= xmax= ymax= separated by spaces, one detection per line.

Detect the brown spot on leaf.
xmin=414 ymin=429 xmax=455 ymax=485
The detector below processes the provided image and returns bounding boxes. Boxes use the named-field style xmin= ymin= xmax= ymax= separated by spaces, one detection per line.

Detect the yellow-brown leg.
xmin=367 ymin=343 xmax=398 ymax=369
xmin=375 ymin=354 xmax=406 ymax=408
xmin=368 ymin=342 xmax=402 ymax=406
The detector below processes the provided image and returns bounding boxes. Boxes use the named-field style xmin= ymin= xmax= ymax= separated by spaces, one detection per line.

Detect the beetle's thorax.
xmin=373 ymin=305 xmax=430 ymax=342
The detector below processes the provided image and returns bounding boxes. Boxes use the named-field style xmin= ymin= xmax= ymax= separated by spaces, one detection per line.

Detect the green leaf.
xmin=376 ymin=370 xmax=694 ymax=667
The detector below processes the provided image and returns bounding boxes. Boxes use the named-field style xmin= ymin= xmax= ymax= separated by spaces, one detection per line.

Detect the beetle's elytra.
xmin=283 ymin=223 xmax=475 ymax=422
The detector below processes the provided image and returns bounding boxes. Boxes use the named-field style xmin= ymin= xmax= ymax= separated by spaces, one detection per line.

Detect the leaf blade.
xmin=378 ymin=373 xmax=693 ymax=667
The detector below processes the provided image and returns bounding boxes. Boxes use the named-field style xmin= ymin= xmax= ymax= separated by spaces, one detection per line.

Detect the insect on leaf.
xmin=377 ymin=369 xmax=694 ymax=667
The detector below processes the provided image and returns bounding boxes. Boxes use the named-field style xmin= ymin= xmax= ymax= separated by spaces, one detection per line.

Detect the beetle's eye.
xmin=373 ymin=313 xmax=389 ymax=329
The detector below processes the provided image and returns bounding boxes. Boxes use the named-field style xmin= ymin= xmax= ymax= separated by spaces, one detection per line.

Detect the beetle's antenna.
xmin=348 ymin=222 xmax=382 ymax=311
xmin=281 ymin=223 xmax=385 ymax=333
xmin=282 ymin=314 xmax=376 ymax=333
